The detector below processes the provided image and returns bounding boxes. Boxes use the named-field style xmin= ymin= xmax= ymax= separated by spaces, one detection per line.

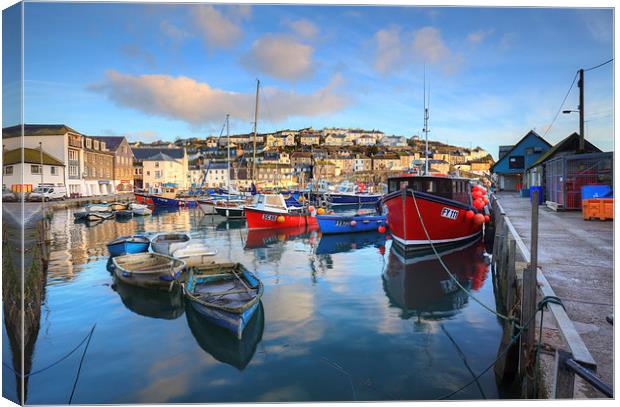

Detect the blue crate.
xmin=581 ymin=185 xmax=612 ymax=200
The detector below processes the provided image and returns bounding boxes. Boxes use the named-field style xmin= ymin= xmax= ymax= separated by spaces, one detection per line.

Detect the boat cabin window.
xmin=388 ymin=177 xmax=471 ymax=205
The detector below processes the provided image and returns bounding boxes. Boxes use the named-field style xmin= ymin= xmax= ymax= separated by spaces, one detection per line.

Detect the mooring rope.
xmin=407 ymin=190 xmax=516 ymax=324
xmin=437 ymin=297 xmax=560 ymax=399
xmin=2 ymin=324 xmax=96 ymax=379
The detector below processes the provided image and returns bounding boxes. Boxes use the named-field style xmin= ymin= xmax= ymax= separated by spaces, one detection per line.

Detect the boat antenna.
xmin=226 ymin=114 xmax=230 ymax=200
xmin=423 ymin=66 xmax=431 ymax=175
xmin=252 ymin=79 xmax=260 ymax=185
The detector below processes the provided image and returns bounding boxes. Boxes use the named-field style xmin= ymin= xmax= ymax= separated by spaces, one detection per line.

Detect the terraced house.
xmin=94 ymin=136 xmax=134 ymax=192
xmin=82 ymin=136 xmax=114 ymax=196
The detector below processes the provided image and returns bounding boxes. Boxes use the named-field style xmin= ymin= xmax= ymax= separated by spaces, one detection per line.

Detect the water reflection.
xmin=383 ymin=240 xmax=489 ymax=320
xmin=186 ymin=302 xmax=264 ymax=370
xmin=215 ymin=219 xmax=247 ymax=231
xmin=315 ymin=231 xmax=387 ymax=255
xmin=245 ymin=225 xmax=318 ymax=249
xmin=111 ymin=277 xmax=185 ymax=320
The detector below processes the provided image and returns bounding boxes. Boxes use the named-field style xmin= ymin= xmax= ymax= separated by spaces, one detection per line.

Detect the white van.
xmin=28 ymin=184 xmax=67 ymax=201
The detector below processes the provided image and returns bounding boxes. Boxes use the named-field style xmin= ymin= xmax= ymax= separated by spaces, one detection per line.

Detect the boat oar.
xmin=230 ymin=267 xmax=252 ymax=293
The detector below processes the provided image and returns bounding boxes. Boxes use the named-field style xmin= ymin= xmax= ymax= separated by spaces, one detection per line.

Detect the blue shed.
xmin=491 ymin=130 xmax=551 ymax=192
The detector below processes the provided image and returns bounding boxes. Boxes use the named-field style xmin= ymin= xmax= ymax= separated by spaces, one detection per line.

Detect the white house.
xmin=2 ymin=147 xmax=66 ymax=193
xmin=2 ymin=124 xmax=84 ymax=196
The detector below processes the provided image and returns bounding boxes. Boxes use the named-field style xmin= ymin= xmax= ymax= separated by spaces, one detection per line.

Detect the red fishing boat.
xmin=245 ymin=194 xmax=318 ymax=229
xmin=134 ymin=192 xmax=153 ymax=205
xmin=383 ymin=175 xmax=486 ymax=251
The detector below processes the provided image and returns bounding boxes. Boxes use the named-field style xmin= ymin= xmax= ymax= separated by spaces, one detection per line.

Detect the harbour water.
xmin=3 ymin=206 xmax=510 ymax=403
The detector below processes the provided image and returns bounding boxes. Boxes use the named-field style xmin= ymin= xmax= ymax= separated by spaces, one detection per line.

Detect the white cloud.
xmin=467 ymin=29 xmax=494 ymax=44
xmin=192 ymin=5 xmax=249 ymax=49
xmin=411 ymin=26 xmax=450 ymax=64
xmin=371 ymin=25 xmax=462 ymax=75
xmin=241 ymin=34 xmax=315 ymax=81
xmin=284 ymin=18 xmax=319 ymax=40
xmin=90 ymin=71 xmax=348 ymax=126
xmin=372 ymin=26 xmax=403 ymax=75
xmin=160 ymin=20 xmax=190 ymax=44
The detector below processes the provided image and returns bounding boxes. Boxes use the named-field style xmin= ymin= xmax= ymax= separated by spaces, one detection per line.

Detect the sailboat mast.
xmin=226 ymin=114 xmax=231 ymax=197
xmin=252 ymin=79 xmax=260 ymax=184
xmin=423 ymin=69 xmax=430 ymax=175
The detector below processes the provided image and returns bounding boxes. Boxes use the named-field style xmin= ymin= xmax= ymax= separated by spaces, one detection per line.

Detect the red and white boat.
xmin=383 ymin=175 xmax=485 ymax=251
xmin=134 ymin=192 xmax=153 ymax=205
xmin=245 ymin=194 xmax=318 ymax=229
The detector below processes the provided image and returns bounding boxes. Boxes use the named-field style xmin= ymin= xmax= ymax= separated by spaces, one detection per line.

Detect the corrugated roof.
xmin=3 ymin=148 xmax=65 ymax=166
xmin=3 ymin=124 xmax=80 ymax=138
xmin=527 ymin=132 xmax=602 ymax=169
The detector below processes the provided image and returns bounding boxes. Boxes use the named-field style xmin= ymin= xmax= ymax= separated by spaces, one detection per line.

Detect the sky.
xmin=2 ymin=2 xmax=614 ymax=158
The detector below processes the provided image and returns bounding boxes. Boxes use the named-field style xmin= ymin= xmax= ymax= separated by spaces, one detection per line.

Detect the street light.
xmin=562 ymin=110 xmax=579 ymax=114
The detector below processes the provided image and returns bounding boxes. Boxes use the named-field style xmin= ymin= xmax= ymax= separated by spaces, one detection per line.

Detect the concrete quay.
xmin=496 ymin=192 xmax=613 ymax=398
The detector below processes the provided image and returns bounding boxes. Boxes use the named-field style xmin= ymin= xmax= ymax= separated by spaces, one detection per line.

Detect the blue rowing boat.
xmin=184 ymin=262 xmax=263 ymax=339
xmin=107 ymin=235 xmax=151 ymax=257
xmin=317 ymin=214 xmax=387 ymax=234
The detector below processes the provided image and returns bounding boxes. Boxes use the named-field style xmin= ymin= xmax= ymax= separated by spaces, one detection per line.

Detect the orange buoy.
xmin=473 ymin=199 xmax=485 ymax=210
xmin=484 ymin=215 xmax=491 ymax=223
xmin=277 ymin=215 xmax=285 ymax=223
xmin=317 ymin=207 xmax=325 ymax=215
xmin=465 ymin=210 xmax=475 ymax=219
xmin=473 ymin=213 xmax=485 ymax=225
xmin=378 ymin=225 xmax=386 ymax=233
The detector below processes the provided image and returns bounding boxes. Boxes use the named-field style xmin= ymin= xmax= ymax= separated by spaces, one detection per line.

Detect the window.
xmin=4 ymin=166 xmax=13 ymax=175
xmin=508 ymin=155 xmax=524 ymax=169
xmin=31 ymin=165 xmax=42 ymax=174
xmin=155 ymin=171 xmax=161 ymax=178
xmin=85 ymin=138 xmax=92 ymax=149
xmin=69 ymin=149 xmax=79 ymax=161
xmin=50 ymin=166 xmax=58 ymax=175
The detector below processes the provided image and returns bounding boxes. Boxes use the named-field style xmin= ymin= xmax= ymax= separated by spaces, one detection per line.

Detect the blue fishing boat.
xmin=317 ymin=214 xmax=387 ymax=234
xmin=324 ymin=181 xmax=383 ymax=206
xmin=107 ymin=235 xmax=151 ymax=257
xmin=184 ymin=262 xmax=263 ymax=339
xmin=151 ymin=195 xmax=181 ymax=208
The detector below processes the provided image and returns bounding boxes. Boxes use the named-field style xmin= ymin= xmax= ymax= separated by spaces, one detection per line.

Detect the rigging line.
xmin=68 ymin=324 xmax=96 ymax=404
xmin=408 ymin=190 xmax=515 ymax=323
xmin=584 ymin=58 xmax=614 ymax=72
xmin=542 ymin=71 xmax=578 ymax=138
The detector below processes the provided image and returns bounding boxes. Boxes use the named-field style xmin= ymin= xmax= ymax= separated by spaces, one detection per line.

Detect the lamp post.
xmin=39 ymin=141 xmax=45 ymax=205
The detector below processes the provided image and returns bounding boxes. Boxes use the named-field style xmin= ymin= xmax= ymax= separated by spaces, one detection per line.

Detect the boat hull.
xmin=197 ymin=199 xmax=216 ymax=214
xmin=245 ymin=207 xmax=318 ymax=229
xmin=214 ymin=206 xmax=245 ymax=219
xmin=326 ymin=192 xmax=382 ymax=206
xmin=151 ymin=195 xmax=181 ymax=207
xmin=317 ymin=214 xmax=386 ymax=234
xmin=111 ymin=253 xmax=185 ymax=290
xmin=107 ymin=240 xmax=150 ymax=257
xmin=190 ymin=301 xmax=260 ymax=340
xmin=135 ymin=193 xmax=154 ymax=205
xmin=383 ymin=189 xmax=482 ymax=251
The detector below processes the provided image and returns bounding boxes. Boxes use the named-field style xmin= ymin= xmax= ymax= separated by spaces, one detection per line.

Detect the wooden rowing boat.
xmin=183 ymin=262 xmax=263 ymax=339
xmin=112 ymin=252 xmax=186 ymax=290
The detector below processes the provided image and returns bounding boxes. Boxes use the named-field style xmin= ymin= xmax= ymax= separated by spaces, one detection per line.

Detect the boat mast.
xmin=226 ymin=114 xmax=231 ymax=199
xmin=423 ymin=68 xmax=430 ymax=175
xmin=252 ymin=79 xmax=260 ymax=185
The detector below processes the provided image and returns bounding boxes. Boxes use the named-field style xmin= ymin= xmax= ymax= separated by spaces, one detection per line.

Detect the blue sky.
xmin=4 ymin=2 xmax=614 ymax=157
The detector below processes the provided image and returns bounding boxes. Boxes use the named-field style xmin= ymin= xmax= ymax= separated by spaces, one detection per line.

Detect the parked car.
xmin=2 ymin=187 xmax=17 ymax=202
xmin=28 ymin=185 xmax=67 ymax=201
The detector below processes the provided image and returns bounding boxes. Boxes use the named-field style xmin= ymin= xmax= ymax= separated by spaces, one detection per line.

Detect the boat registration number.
xmin=335 ymin=220 xmax=351 ymax=226
xmin=263 ymin=214 xmax=277 ymax=221
xmin=440 ymin=207 xmax=459 ymax=220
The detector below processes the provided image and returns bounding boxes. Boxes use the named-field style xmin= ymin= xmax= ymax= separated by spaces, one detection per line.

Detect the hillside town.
xmin=2 ymin=124 xmax=494 ymax=197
